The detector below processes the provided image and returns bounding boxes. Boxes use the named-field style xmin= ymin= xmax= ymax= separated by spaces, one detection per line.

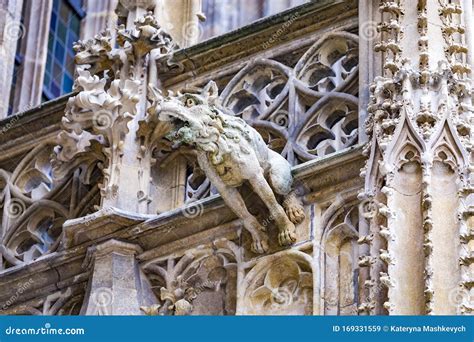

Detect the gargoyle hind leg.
xmin=267 ymin=150 xmax=305 ymax=224
xmin=248 ymin=174 xmax=297 ymax=246
xmin=217 ymin=186 xmax=269 ymax=254
xmin=197 ymin=155 xmax=269 ymax=254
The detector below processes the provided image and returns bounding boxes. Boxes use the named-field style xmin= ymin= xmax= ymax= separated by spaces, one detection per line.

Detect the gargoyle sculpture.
xmin=150 ymin=81 xmax=305 ymax=253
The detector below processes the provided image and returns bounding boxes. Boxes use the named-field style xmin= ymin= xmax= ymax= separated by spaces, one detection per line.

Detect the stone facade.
xmin=0 ymin=0 xmax=472 ymax=316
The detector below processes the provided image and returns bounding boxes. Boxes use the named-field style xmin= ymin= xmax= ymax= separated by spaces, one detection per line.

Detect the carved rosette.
xmin=241 ymin=251 xmax=313 ymax=315
xmin=361 ymin=0 xmax=473 ymax=315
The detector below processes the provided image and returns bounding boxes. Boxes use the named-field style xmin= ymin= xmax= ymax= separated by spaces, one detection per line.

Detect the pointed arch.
xmin=428 ymin=117 xmax=469 ymax=167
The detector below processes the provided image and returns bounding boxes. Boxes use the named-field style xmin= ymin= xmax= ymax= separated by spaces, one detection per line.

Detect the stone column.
xmin=357 ymin=0 xmax=383 ymax=316
xmin=81 ymin=0 xmax=118 ymax=40
xmin=360 ymin=0 xmax=473 ymax=315
xmin=12 ymin=0 xmax=52 ymax=113
xmin=199 ymin=0 xmax=234 ymax=40
xmin=0 ymin=0 xmax=23 ymax=118
xmin=358 ymin=0 xmax=383 ymax=144
xmin=80 ymin=239 xmax=157 ymax=315
xmin=463 ymin=0 xmax=473 ymax=67
xmin=154 ymin=0 xmax=202 ymax=47
xmin=264 ymin=0 xmax=290 ymax=16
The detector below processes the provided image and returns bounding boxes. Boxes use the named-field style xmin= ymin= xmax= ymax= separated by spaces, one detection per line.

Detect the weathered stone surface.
xmin=360 ymin=0 xmax=473 ymax=315
xmin=80 ymin=239 xmax=156 ymax=315
xmin=0 ymin=0 xmax=471 ymax=317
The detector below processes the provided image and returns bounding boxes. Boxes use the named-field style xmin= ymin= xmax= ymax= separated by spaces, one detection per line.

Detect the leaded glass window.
xmin=43 ymin=0 xmax=85 ymax=101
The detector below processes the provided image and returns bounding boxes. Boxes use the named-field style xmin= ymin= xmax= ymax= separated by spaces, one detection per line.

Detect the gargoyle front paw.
xmin=278 ymin=225 xmax=296 ymax=246
xmin=284 ymin=193 xmax=305 ymax=224
xmin=251 ymin=236 xmax=269 ymax=254
xmin=285 ymin=204 xmax=305 ymax=224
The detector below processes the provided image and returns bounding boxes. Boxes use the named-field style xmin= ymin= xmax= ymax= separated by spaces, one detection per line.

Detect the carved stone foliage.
xmin=220 ymin=32 xmax=359 ymax=165
xmin=241 ymin=251 xmax=313 ymax=315
xmin=0 ymin=143 xmax=99 ymax=270
xmin=438 ymin=0 xmax=471 ymax=76
xmin=53 ymin=12 xmax=176 ymax=206
xmin=54 ymin=69 xmax=139 ymax=201
xmin=27 ymin=289 xmax=83 ymax=316
xmin=142 ymin=240 xmax=239 ymax=315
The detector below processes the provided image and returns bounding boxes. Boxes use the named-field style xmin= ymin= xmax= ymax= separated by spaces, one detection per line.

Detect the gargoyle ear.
xmin=201 ymin=81 xmax=219 ymax=105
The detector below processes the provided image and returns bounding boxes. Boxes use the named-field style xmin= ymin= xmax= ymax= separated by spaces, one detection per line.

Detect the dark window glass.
xmin=57 ymin=20 xmax=67 ymax=43
xmin=51 ymin=82 xmax=60 ymax=97
xmin=8 ymin=0 xmax=27 ymax=115
xmin=70 ymin=14 xmax=80 ymax=32
xmin=54 ymin=41 xmax=65 ymax=61
xmin=53 ymin=61 xmax=62 ymax=80
xmin=43 ymin=71 xmax=50 ymax=86
xmin=43 ymin=0 xmax=85 ymax=101
xmin=46 ymin=52 xmax=53 ymax=73
xmin=63 ymin=73 xmax=73 ymax=91
xmin=67 ymin=30 xmax=77 ymax=49
xmin=51 ymin=12 xmax=57 ymax=31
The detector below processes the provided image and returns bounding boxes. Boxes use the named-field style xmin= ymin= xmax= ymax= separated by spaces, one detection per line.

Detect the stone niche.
xmin=321 ymin=205 xmax=359 ymax=315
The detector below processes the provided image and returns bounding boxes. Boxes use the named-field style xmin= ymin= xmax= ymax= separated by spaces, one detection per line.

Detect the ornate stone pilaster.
xmin=358 ymin=0 xmax=383 ymax=316
xmin=0 ymin=0 xmax=23 ymax=118
xmin=80 ymin=239 xmax=156 ymax=315
xmin=361 ymin=0 xmax=473 ymax=315
xmin=13 ymin=0 xmax=53 ymax=113
xmin=53 ymin=6 xmax=175 ymax=214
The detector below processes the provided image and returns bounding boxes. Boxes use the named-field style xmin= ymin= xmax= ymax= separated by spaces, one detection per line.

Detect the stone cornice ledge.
xmin=0 ymin=94 xmax=71 ymax=164
xmin=62 ymin=207 xmax=155 ymax=249
xmin=293 ymin=144 xmax=364 ymax=180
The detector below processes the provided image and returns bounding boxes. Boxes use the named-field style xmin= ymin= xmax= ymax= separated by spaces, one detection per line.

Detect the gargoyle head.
xmin=157 ymin=81 xmax=223 ymax=147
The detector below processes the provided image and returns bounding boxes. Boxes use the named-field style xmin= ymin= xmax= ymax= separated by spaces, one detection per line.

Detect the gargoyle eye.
xmin=185 ymin=98 xmax=196 ymax=107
